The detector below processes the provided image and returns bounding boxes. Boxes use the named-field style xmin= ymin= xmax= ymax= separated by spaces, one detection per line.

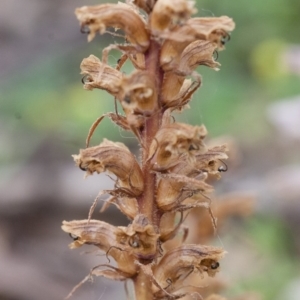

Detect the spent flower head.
xmin=62 ymin=0 xmax=238 ymax=299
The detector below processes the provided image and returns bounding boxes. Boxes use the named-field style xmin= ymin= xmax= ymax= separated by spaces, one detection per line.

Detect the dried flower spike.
xmin=63 ymin=0 xmax=235 ymax=299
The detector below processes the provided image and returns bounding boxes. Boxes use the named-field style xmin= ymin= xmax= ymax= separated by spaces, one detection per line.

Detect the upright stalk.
xmin=62 ymin=1 xmax=235 ymax=299
xmin=139 ymin=39 xmax=163 ymax=226
xmin=133 ymin=270 xmax=153 ymax=300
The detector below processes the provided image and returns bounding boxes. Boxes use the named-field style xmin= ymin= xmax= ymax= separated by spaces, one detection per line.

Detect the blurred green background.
xmin=0 ymin=0 xmax=299 ymax=299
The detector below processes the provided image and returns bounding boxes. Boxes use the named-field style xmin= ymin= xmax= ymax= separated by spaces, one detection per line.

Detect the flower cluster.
xmin=62 ymin=0 xmax=236 ymax=299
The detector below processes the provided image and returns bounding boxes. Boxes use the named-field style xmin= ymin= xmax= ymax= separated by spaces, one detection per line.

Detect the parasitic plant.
xmin=62 ymin=0 xmax=237 ymax=299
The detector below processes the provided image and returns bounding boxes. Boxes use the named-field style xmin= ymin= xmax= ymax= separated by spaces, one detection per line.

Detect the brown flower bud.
xmin=80 ymin=55 xmax=122 ymax=94
xmin=150 ymin=0 xmax=196 ymax=32
xmin=148 ymin=123 xmax=207 ymax=171
xmin=75 ymin=3 xmax=150 ymax=52
xmin=73 ymin=139 xmax=144 ymax=196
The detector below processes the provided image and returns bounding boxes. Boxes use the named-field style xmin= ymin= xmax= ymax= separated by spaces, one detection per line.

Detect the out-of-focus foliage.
xmin=225 ymin=216 xmax=298 ymax=299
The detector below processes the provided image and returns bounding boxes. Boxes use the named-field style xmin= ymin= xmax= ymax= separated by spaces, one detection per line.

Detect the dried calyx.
xmin=62 ymin=0 xmax=235 ymax=299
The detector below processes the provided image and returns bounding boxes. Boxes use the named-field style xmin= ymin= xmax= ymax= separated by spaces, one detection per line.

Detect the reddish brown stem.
xmin=133 ymin=270 xmax=153 ymax=300
xmin=134 ymin=38 xmax=163 ymax=300
xmin=138 ymin=39 xmax=163 ymax=228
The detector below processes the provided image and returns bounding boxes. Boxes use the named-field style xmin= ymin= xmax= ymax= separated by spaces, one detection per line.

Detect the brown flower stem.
xmin=133 ymin=270 xmax=152 ymax=300
xmin=134 ymin=39 xmax=163 ymax=300
xmin=138 ymin=38 xmax=163 ymax=227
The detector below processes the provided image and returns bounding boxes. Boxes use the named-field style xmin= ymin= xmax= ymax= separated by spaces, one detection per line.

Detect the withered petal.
xmin=80 ymin=55 xmax=122 ymax=94
xmin=75 ymin=3 xmax=150 ymax=51
xmin=160 ymin=16 xmax=235 ymax=71
xmin=169 ymin=40 xmax=221 ymax=73
xmin=62 ymin=219 xmax=140 ymax=275
xmin=73 ymin=139 xmax=144 ymax=196
xmin=61 ymin=219 xmax=117 ymax=250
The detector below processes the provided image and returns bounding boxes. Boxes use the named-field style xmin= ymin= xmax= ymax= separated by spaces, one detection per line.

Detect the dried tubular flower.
xmin=161 ymin=144 xmax=228 ymax=181
xmin=150 ymin=0 xmax=196 ymax=32
xmin=160 ymin=16 xmax=235 ymax=69
xmin=115 ymin=214 xmax=160 ymax=262
xmin=80 ymin=55 xmax=122 ymax=94
xmin=168 ymin=16 xmax=234 ymax=45
xmin=148 ymin=123 xmax=207 ymax=171
xmin=195 ymin=144 xmax=229 ymax=177
xmin=156 ymin=173 xmax=213 ymax=212
xmin=166 ymin=40 xmax=220 ymax=74
xmin=75 ymin=3 xmax=150 ymax=51
xmin=61 ymin=219 xmax=117 ymax=250
xmin=153 ymin=245 xmax=225 ymax=296
xmin=118 ymin=70 xmax=158 ymax=127
xmin=61 ymin=219 xmax=138 ymax=276
xmin=73 ymin=139 xmax=144 ymax=196
xmin=62 ymin=216 xmax=160 ymax=266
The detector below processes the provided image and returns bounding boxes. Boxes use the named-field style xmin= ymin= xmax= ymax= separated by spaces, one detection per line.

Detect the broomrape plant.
xmin=62 ymin=0 xmax=238 ymax=299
